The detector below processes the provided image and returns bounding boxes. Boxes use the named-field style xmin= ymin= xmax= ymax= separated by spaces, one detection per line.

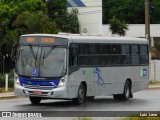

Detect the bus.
xmin=12 ymin=34 xmax=149 ymax=104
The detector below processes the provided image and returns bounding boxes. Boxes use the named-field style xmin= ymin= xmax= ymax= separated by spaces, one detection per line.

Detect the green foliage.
xmin=0 ymin=70 xmax=14 ymax=87
xmin=0 ymin=0 xmax=80 ymax=73
xmin=149 ymin=80 xmax=160 ymax=85
xmin=109 ymin=18 xmax=128 ymax=36
xmin=73 ymin=117 xmax=94 ymax=120
xmin=152 ymin=41 xmax=160 ymax=59
xmin=0 ymin=74 xmax=5 ymax=87
xmin=0 ymin=0 xmax=48 ymax=38
xmin=155 ymin=41 xmax=160 ymax=51
xmin=46 ymin=0 xmax=66 ymax=18
xmin=103 ymin=0 xmax=160 ymax=24
xmin=55 ymin=8 xmax=80 ymax=33
xmin=13 ymin=11 xmax=56 ymax=34
xmin=120 ymin=117 xmax=160 ymax=120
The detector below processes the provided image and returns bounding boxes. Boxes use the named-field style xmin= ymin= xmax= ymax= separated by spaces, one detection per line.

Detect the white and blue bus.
xmin=12 ymin=34 xmax=149 ymax=104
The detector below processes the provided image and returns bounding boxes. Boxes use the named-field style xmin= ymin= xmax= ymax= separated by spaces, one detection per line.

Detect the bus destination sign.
xmin=20 ymin=36 xmax=68 ymax=46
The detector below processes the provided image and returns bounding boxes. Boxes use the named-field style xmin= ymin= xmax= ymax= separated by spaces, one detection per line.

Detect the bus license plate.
xmin=33 ymin=91 xmax=42 ymax=95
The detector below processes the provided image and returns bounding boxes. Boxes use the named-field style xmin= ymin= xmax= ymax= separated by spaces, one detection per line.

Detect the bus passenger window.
xmin=69 ymin=47 xmax=78 ymax=67
xmin=112 ymin=45 xmax=121 ymax=65
xmin=79 ymin=44 xmax=90 ymax=66
xmin=121 ymin=45 xmax=131 ymax=65
xmin=131 ymin=45 xmax=140 ymax=65
xmin=140 ymin=45 xmax=149 ymax=65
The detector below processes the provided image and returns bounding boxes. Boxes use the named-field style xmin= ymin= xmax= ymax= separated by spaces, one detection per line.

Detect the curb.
xmin=148 ymin=86 xmax=160 ymax=89
xmin=0 ymin=93 xmax=27 ymax=100
xmin=0 ymin=96 xmax=27 ymax=100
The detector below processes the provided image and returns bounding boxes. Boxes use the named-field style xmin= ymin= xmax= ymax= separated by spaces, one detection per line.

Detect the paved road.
xmin=0 ymin=89 xmax=160 ymax=117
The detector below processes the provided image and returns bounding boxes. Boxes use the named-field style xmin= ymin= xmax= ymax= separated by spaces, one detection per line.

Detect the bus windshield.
xmin=16 ymin=45 xmax=66 ymax=78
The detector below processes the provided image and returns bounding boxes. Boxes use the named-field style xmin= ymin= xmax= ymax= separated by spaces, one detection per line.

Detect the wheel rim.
xmin=78 ymin=88 xmax=84 ymax=103
xmin=125 ymin=85 xmax=130 ymax=98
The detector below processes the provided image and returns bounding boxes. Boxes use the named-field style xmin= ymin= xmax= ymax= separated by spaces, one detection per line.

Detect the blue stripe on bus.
xmin=19 ymin=77 xmax=60 ymax=88
xmin=73 ymin=0 xmax=86 ymax=7
xmin=67 ymin=1 xmax=72 ymax=7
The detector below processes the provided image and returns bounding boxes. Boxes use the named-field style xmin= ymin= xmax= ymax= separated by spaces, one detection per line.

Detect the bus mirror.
xmin=11 ymin=44 xmax=18 ymax=61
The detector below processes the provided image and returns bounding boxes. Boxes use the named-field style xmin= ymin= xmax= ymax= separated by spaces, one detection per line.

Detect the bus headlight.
xmin=58 ymin=78 xmax=65 ymax=87
xmin=15 ymin=74 xmax=20 ymax=85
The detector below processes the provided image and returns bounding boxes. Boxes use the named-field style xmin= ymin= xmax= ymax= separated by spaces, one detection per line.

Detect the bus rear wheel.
xmin=113 ymin=81 xmax=131 ymax=101
xmin=29 ymin=96 xmax=41 ymax=105
xmin=72 ymin=83 xmax=86 ymax=104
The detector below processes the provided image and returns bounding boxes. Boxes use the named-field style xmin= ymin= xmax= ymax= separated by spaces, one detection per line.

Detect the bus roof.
xmin=21 ymin=34 xmax=148 ymax=44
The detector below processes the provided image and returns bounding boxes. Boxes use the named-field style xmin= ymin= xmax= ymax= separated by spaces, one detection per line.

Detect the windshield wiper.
xmin=29 ymin=44 xmax=36 ymax=59
xmin=43 ymin=45 xmax=57 ymax=59
xmin=41 ymin=46 xmax=57 ymax=66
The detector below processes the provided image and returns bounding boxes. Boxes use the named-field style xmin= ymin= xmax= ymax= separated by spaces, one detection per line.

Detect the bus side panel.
xmin=93 ymin=67 xmax=113 ymax=96
xmin=109 ymin=66 xmax=148 ymax=95
xmin=67 ymin=66 xmax=148 ymax=99
xmin=131 ymin=66 xmax=149 ymax=93
xmin=67 ymin=71 xmax=80 ymax=99
xmin=67 ymin=67 xmax=102 ymax=98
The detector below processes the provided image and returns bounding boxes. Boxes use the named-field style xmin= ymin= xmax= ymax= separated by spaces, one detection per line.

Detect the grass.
xmin=120 ymin=117 xmax=160 ymax=120
xmin=149 ymin=81 xmax=160 ymax=85
xmin=0 ymin=87 xmax=14 ymax=93
xmin=73 ymin=117 xmax=160 ymax=120
xmin=73 ymin=118 xmax=93 ymax=120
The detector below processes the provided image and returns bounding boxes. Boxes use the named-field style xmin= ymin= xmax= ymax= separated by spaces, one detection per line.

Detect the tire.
xmin=87 ymin=96 xmax=95 ymax=101
xmin=113 ymin=81 xmax=131 ymax=101
xmin=29 ymin=96 xmax=41 ymax=105
xmin=113 ymin=94 xmax=122 ymax=101
xmin=123 ymin=81 xmax=131 ymax=100
xmin=72 ymin=83 xmax=86 ymax=104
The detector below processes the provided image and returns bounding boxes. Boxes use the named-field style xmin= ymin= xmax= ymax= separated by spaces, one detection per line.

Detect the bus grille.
xmin=23 ymin=84 xmax=54 ymax=90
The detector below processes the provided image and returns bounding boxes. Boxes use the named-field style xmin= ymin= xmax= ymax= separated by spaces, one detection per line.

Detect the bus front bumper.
xmin=14 ymin=84 xmax=68 ymax=99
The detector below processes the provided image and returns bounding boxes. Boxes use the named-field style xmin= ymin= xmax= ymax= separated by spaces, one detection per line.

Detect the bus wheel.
xmin=87 ymin=96 xmax=95 ymax=101
xmin=122 ymin=81 xmax=131 ymax=100
xmin=72 ymin=83 xmax=86 ymax=104
xmin=29 ymin=96 xmax=41 ymax=105
xmin=113 ymin=81 xmax=131 ymax=101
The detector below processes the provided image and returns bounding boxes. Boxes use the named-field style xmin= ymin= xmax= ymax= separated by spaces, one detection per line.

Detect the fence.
xmin=150 ymin=60 xmax=160 ymax=81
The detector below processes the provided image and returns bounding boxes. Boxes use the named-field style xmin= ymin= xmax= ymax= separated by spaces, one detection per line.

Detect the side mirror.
xmin=11 ymin=44 xmax=18 ymax=61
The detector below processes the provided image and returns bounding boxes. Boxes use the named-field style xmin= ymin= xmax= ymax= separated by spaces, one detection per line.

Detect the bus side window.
xmin=131 ymin=45 xmax=140 ymax=65
xmin=69 ymin=47 xmax=78 ymax=67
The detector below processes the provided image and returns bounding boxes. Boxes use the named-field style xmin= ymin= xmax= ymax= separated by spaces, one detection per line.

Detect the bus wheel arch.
xmin=113 ymin=79 xmax=132 ymax=101
xmin=72 ymin=81 xmax=87 ymax=104
xmin=126 ymin=78 xmax=133 ymax=98
xmin=123 ymin=79 xmax=132 ymax=100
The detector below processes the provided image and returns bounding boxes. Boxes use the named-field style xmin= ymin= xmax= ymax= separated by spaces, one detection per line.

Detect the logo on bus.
xmin=32 ymin=69 xmax=39 ymax=76
xmin=93 ymin=67 xmax=105 ymax=87
xmin=141 ymin=69 xmax=147 ymax=77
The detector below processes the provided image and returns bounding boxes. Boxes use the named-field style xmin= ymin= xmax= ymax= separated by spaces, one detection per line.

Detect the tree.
xmin=103 ymin=0 xmax=160 ymax=24
xmin=0 ymin=0 xmax=81 ymax=73
xmin=55 ymin=8 xmax=80 ymax=33
xmin=155 ymin=41 xmax=160 ymax=51
xmin=46 ymin=0 xmax=66 ymax=19
xmin=13 ymin=11 xmax=56 ymax=34
xmin=109 ymin=18 xmax=128 ymax=36
xmin=0 ymin=0 xmax=48 ymax=73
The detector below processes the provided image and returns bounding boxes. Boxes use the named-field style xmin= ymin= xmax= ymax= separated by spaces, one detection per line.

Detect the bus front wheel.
xmin=72 ymin=83 xmax=86 ymax=104
xmin=29 ymin=96 xmax=41 ymax=105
